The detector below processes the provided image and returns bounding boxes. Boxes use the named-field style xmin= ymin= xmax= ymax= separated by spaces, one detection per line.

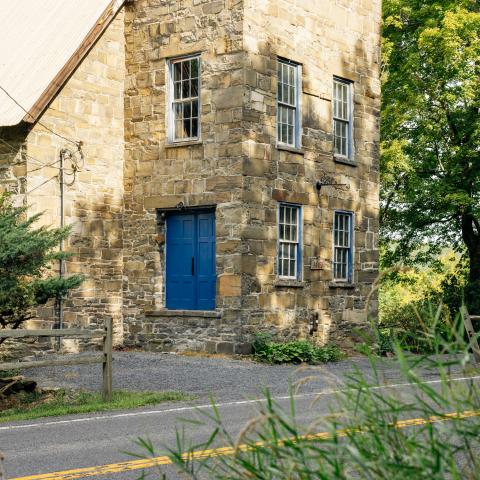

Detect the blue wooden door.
xmin=166 ymin=212 xmax=216 ymax=310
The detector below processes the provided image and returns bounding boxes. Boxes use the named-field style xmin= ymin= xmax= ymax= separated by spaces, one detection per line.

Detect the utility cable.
xmin=26 ymin=159 xmax=61 ymax=174
xmin=0 ymin=85 xmax=81 ymax=147
xmin=0 ymin=137 xmax=60 ymax=170
xmin=25 ymin=175 xmax=58 ymax=195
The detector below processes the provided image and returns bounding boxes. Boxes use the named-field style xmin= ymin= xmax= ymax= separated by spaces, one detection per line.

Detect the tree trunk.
xmin=462 ymin=213 xmax=480 ymax=314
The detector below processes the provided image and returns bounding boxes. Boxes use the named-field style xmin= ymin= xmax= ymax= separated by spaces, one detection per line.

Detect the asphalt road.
xmin=3 ymin=372 xmax=480 ymax=480
xmin=1 ymin=353 xmax=477 ymax=480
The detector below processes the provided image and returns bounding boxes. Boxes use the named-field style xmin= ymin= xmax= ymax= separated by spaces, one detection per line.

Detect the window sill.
xmin=276 ymin=144 xmax=305 ymax=155
xmin=165 ymin=140 xmax=202 ymax=148
xmin=333 ymin=155 xmax=357 ymax=166
xmin=145 ymin=309 xmax=220 ymax=318
xmin=328 ymin=282 xmax=356 ymax=289
xmin=274 ymin=279 xmax=305 ymax=288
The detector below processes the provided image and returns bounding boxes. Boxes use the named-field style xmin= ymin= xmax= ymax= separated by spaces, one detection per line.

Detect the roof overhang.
xmin=0 ymin=0 xmax=125 ymax=127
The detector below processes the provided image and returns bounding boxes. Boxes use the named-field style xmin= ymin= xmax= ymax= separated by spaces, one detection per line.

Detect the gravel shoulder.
xmin=20 ymin=351 xmax=464 ymax=403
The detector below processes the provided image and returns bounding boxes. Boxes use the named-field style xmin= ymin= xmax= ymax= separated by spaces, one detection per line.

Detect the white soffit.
xmin=0 ymin=0 xmax=123 ymax=127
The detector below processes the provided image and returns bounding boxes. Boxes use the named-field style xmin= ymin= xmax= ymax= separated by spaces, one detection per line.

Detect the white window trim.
xmin=277 ymin=203 xmax=303 ymax=280
xmin=332 ymin=210 xmax=354 ymax=283
xmin=333 ymin=77 xmax=354 ymax=160
xmin=276 ymin=58 xmax=302 ymax=149
xmin=167 ymin=54 xmax=202 ymax=144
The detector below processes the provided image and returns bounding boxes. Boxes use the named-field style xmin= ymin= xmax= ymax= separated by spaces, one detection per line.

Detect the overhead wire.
xmin=25 ymin=175 xmax=58 ymax=195
xmin=0 ymin=85 xmax=81 ymax=147
xmin=0 ymin=87 xmax=84 ymax=194
xmin=0 ymin=132 xmax=83 ymax=175
xmin=0 ymin=137 xmax=60 ymax=170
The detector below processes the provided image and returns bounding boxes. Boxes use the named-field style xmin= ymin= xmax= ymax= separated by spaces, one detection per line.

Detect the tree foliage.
xmin=0 ymin=194 xmax=83 ymax=336
xmin=381 ymin=0 xmax=480 ymax=309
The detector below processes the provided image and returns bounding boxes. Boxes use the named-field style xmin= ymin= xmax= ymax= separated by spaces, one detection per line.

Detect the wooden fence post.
xmin=102 ymin=317 xmax=113 ymax=402
xmin=0 ymin=450 xmax=6 ymax=480
xmin=461 ymin=306 xmax=480 ymax=365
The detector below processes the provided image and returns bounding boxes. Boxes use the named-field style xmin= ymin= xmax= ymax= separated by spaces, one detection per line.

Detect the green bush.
xmin=379 ymin=253 xmax=466 ymax=353
xmin=252 ymin=336 xmax=344 ymax=364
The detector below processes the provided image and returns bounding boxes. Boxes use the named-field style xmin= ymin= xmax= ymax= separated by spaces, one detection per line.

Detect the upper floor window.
xmin=333 ymin=211 xmax=354 ymax=282
xmin=168 ymin=55 xmax=200 ymax=142
xmin=278 ymin=203 xmax=302 ymax=279
xmin=333 ymin=77 xmax=353 ymax=159
xmin=277 ymin=59 xmax=301 ymax=148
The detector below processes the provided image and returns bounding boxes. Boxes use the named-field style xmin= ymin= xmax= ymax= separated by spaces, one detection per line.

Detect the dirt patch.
xmin=0 ymin=388 xmax=57 ymax=412
xmin=179 ymin=351 xmax=253 ymax=361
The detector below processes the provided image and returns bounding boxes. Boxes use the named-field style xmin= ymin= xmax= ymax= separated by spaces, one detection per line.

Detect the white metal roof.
xmin=0 ymin=0 xmax=123 ymax=127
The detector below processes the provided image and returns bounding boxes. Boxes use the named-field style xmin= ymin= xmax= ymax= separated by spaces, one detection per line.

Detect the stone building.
xmin=0 ymin=0 xmax=380 ymax=354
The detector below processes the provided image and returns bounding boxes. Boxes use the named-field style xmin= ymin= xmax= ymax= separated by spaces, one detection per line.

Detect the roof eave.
xmin=22 ymin=0 xmax=125 ymax=125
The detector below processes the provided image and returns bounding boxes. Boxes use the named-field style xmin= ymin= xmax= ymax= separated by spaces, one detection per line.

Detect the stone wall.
xmin=123 ymin=0 xmax=249 ymax=351
xmin=123 ymin=0 xmax=381 ymax=352
xmin=240 ymin=0 xmax=381 ymax=347
xmin=0 ymin=10 xmax=125 ymax=357
xmin=0 ymin=0 xmax=380 ymax=356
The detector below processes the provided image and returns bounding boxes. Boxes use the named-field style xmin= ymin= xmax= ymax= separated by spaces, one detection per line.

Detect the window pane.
xmin=191 ymin=118 xmax=198 ymax=137
xmin=174 ymin=103 xmax=183 ymax=120
xmin=174 ymin=81 xmax=181 ymax=100
xmin=175 ymin=120 xmax=184 ymax=139
xmin=333 ymin=79 xmax=352 ymax=158
xmin=287 ymin=125 xmax=294 ymax=145
xmin=184 ymin=102 xmax=192 ymax=119
xmin=289 ymin=86 xmax=295 ymax=106
xmin=278 ymin=205 xmax=300 ymax=279
xmin=173 ymin=62 xmax=182 ymax=82
xmin=170 ymin=56 xmax=201 ymax=141
xmin=333 ymin=213 xmax=352 ymax=280
xmin=190 ymin=58 xmax=199 ymax=78
xmin=277 ymin=60 xmax=299 ymax=146
xmin=182 ymin=80 xmax=190 ymax=99
xmin=191 ymin=78 xmax=198 ymax=97
xmin=281 ymin=123 xmax=288 ymax=144
xmin=182 ymin=60 xmax=190 ymax=79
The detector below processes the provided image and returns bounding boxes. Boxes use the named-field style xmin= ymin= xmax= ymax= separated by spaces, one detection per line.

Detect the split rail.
xmin=0 ymin=318 xmax=113 ymax=401
xmin=462 ymin=307 xmax=480 ymax=365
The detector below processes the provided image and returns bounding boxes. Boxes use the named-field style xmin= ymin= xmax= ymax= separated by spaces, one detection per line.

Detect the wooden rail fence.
xmin=0 ymin=318 xmax=113 ymax=401
xmin=0 ymin=450 xmax=5 ymax=480
xmin=462 ymin=307 xmax=480 ymax=365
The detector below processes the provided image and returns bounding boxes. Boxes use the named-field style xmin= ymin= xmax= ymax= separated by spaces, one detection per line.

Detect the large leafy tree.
xmin=0 ymin=194 xmax=83 ymax=341
xmin=381 ymin=0 xmax=480 ymax=309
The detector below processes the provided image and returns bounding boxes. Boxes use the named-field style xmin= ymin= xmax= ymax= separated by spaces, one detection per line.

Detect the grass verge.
xmin=0 ymin=389 xmax=193 ymax=423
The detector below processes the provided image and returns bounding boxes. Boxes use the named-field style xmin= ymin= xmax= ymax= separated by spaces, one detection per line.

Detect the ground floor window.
xmin=278 ymin=203 xmax=302 ymax=279
xmin=333 ymin=211 xmax=353 ymax=282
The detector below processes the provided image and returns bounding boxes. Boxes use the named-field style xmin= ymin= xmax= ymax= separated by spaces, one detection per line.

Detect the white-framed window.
xmin=168 ymin=55 xmax=200 ymax=142
xmin=277 ymin=59 xmax=301 ymax=148
xmin=333 ymin=77 xmax=353 ymax=159
xmin=333 ymin=211 xmax=354 ymax=282
xmin=278 ymin=203 xmax=302 ymax=279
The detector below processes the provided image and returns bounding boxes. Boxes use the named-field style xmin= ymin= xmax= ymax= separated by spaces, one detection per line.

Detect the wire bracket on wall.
xmin=315 ymin=173 xmax=350 ymax=193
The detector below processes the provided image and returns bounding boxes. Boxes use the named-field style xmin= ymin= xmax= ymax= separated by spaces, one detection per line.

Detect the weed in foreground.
xmin=135 ymin=307 xmax=480 ymax=479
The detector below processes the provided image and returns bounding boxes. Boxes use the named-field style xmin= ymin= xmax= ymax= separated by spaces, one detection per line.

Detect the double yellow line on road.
xmin=11 ymin=409 xmax=480 ymax=480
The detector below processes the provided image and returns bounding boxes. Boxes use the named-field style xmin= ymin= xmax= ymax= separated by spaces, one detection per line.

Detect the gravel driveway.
xmin=20 ymin=352 xmax=463 ymax=403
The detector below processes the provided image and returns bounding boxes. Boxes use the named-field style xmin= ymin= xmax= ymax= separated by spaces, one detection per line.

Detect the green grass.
xmin=0 ymin=389 xmax=193 ymax=423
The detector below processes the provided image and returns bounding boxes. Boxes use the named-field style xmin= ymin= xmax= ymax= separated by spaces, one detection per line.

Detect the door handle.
xmin=191 ymin=257 xmax=195 ymax=276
